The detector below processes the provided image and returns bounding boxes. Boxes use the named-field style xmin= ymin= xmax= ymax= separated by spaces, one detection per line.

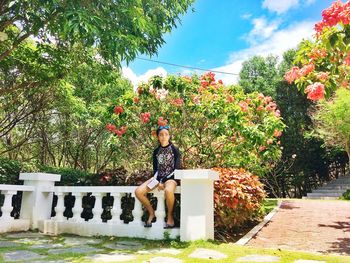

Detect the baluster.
xmin=90 ymin=192 xmax=105 ymax=223
xmin=52 ymin=192 xmax=66 ymax=221
xmin=70 ymin=192 xmax=84 ymax=222
xmin=0 ymin=190 xmax=16 ymax=221
xmin=131 ymin=193 xmax=143 ymax=225
xmin=154 ymin=193 xmax=166 ymax=227
xmin=109 ymin=193 xmax=122 ymax=224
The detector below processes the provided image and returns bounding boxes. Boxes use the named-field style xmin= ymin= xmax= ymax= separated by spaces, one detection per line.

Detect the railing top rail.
xmin=0 ymin=184 xmax=35 ymax=192
xmin=54 ymin=185 xmax=181 ymax=194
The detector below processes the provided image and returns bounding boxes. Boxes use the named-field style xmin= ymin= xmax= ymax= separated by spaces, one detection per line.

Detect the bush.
xmin=213 ymin=167 xmax=266 ymax=231
xmin=0 ymin=157 xmax=22 ymax=184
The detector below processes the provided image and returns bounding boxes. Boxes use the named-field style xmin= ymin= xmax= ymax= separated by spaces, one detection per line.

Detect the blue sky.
xmin=122 ymin=0 xmax=335 ymax=86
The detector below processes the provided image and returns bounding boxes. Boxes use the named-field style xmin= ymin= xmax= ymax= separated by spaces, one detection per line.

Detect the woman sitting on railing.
xmin=135 ymin=124 xmax=181 ymax=228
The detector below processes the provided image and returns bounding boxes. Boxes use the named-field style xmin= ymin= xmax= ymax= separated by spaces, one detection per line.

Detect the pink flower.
xmin=238 ymin=101 xmax=248 ymax=112
xmin=266 ymin=102 xmax=277 ymax=111
xmin=284 ymin=66 xmax=301 ymax=84
xmin=226 ymin=94 xmax=234 ymax=103
xmin=256 ymin=105 xmax=264 ymax=111
xmin=273 ymin=129 xmax=282 ymax=137
xmin=316 ymin=71 xmax=329 ymax=82
xmin=305 ymin=82 xmax=325 ymax=101
xmin=343 ymin=52 xmax=350 ymax=66
xmin=114 ymin=105 xmax=123 ymax=115
xmin=171 ymin=98 xmax=184 ymax=106
xmin=259 ymin=146 xmax=266 ymax=152
xmin=308 ymin=48 xmax=327 ymax=60
xmin=218 ymin=79 xmax=223 ymax=85
xmin=257 ymin=93 xmax=265 ymax=100
xmin=299 ymin=64 xmax=315 ymax=77
xmin=193 ymin=96 xmax=200 ymax=105
xmin=321 ymin=0 xmax=344 ymax=27
xmin=267 ymin=139 xmax=273 ymax=145
xmin=274 ymin=110 xmax=281 ymax=117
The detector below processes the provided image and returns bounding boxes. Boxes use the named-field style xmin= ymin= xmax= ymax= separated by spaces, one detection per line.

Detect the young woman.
xmin=135 ymin=125 xmax=181 ymax=228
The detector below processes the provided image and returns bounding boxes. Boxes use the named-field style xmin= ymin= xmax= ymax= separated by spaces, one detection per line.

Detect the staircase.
xmin=304 ymin=175 xmax=350 ymax=199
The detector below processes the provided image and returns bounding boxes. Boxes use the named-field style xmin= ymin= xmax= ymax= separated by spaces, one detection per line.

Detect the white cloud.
xmin=262 ymin=0 xmax=299 ymax=14
xmin=241 ymin=13 xmax=252 ymax=20
xmin=122 ymin=66 xmax=167 ymax=90
xmin=244 ymin=17 xmax=281 ymax=45
xmin=304 ymin=0 xmax=316 ymax=5
xmin=213 ymin=20 xmax=316 ymax=85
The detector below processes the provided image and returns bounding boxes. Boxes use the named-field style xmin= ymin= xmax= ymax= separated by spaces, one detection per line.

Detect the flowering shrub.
xmin=213 ymin=167 xmax=266 ymax=229
xmin=285 ymin=0 xmax=350 ymax=100
xmin=105 ymin=73 xmax=285 ymax=175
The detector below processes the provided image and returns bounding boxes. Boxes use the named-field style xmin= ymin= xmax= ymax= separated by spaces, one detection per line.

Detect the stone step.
xmin=320 ymin=185 xmax=350 ymax=190
xmin=307 ymin=192 xmax=343 ymax=197
xmin=312 ymin=189 xmax=347 ymax=194
xmin=303 ymin=196 xmax=339 ymax=200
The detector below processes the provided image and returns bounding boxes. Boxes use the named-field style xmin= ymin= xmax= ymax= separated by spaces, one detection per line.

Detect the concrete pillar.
xmin=175 ymin=169 xmax=219 ymax=241
xmin=19 ymin=173 xmax=61 ymax=229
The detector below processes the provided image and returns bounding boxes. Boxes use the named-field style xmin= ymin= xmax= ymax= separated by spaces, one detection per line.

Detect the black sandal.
xmin=144 ymin=222 xmax=152 ymax=228
xmin=163 ymin=223 xmax=175 ymax=229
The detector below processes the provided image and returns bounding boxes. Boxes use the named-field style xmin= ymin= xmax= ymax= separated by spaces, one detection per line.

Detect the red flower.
xmin=321 ymin=0 xmax=344 ymax=27
xmin=151 ymin=130 xmax=157 ymax=137
xmin=133 ymin=97 xmax=139 ymax=103
xmin=140 ymin=112 xmax=151 ymax=123
xmin=105 ymin=123 xmax=116 ymax=132
xmin=114 ymin=105 xmax=124 ymax=115
xmin=158 ymin=117 xmax=168 ymax=126
xmin=305 ymin=82 xmax=325 ymax=101
xmin=218 ymin=79 xmax=223 ymax=85
xmin=284 ymin=66 xmax=301 ymax=84
xmin=200 ymin=80 xmax=209 ymax=88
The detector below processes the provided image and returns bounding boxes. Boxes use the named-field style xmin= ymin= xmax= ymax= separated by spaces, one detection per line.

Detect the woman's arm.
xmin=172 ymin=145 xmax=182 ymax=169
xmin=152 ymin=148 xmax=158 ymax=176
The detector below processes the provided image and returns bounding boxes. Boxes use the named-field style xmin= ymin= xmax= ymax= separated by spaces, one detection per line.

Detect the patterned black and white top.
xmin=153 ymin=143 xmax=181 ymax=183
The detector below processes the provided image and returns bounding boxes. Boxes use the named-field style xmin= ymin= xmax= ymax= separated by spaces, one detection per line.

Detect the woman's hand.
xmin=157 ymin=183 xmax=165 ymax=190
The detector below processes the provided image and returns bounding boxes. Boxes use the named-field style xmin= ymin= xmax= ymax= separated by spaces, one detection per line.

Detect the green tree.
xmin=239 ymin=55 xmax=280 ymax=98
xmin=0 ymin=0 xmax=194 ymax=64
xmin=106 ymin=73 xmax=285 ymax=175
xmin=313 ymin=88 xmax=350 ymax=163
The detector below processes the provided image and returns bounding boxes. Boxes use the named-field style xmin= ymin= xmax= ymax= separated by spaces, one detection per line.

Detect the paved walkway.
xmin=247 ymin=199 xmax=350 ymax=255
xmin=1 ymin=230 xmax=347 ymax=262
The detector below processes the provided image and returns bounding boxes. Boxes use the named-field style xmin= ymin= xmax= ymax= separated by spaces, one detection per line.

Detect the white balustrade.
xmin=70 ymin=192 xmax=85 ymax=222
xmin=1 ymin=190 xmax=16 ymax=221
xmin=1 ymin=170 xmax=219 ymax=241
xmin=131 ymin=194 xmax=143 ymax=226
xmin=52 ymin=192 xmax=67 ymax=221
xmin=0 ymin=184 xmax=35 ymax=233
xmin=90 ymin=192 xmax=105 ymax=223
xmin=153 ymin=193 xmax=166 ymax=227
xmin=109 ymin=193 xmax=123 ymax=224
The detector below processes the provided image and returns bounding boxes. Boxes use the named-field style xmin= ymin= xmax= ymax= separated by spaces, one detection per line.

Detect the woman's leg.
xmin=164 ymin=179 xmax=177 ymax=226
xmin=135 ymin=178 xmax=157 ymax=224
